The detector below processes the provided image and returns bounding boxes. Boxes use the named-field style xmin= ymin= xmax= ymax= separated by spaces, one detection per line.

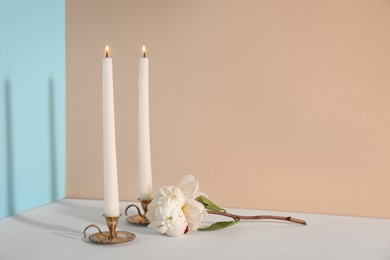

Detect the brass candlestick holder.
xmin=83 ymin=215 xmax=136 ymax=244
xmin=125 ymin=199 xmax=152 ymax=225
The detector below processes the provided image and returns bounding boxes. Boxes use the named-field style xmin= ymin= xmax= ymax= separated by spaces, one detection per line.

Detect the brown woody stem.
xmin=207 ymin=210 xmax=307 ymax=225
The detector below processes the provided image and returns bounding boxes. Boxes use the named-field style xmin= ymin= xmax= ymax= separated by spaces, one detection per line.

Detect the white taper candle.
xmin=138 ymin=45 xmax=153 ymax=200
xmin=102 ymin=45 xmax=120 ymax=216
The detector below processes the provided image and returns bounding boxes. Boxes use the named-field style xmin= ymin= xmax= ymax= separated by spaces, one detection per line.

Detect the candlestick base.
xmin=125 ymin=198 xmax=152 ymax=226
xmin=88 ymin=230 xmax=136 ymax=244
xmin=83 ymin=215 xmax=136 ymax=244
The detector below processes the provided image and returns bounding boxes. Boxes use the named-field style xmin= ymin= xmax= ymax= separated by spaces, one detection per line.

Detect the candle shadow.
xmin=12 ymin=200 xmax=105 ymax=241
xmin=48 ymin=78 xmax=58 ymax=201
xmin=13 ymin=215 xmax=81 ymax=235
xmin=4 ymin=78 xmax=15 ymax=217
xmin=55 ymin=200 xmax=103 ymax=222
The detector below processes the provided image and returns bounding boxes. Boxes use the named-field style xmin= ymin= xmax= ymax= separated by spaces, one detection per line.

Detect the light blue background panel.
xmin=0 ymin=0 xmax=65 ymax=218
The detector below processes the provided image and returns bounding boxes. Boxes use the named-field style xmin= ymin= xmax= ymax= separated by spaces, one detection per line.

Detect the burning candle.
xmin=138 ymin=45 xmax=153 ymax=200
xmin=102 ymin=45 xmax=120 ymax=216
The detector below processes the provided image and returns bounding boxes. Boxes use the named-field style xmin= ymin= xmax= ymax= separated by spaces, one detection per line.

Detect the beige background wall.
xmin=66 ymin=0 xmax=390 ymax=218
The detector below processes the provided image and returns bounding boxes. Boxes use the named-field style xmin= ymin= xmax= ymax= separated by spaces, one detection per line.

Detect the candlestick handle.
xmin=83 ymin=224 xmax=104 ymax=238
xmin=125 ymin=204 xmax=143 ymax=217
xmin=125 ymin=199 xmax=152 ymax=226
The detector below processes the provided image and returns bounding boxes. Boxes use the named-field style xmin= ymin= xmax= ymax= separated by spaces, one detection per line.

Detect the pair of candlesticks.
xmin=83 ymin=199 xmax=151 ymax=244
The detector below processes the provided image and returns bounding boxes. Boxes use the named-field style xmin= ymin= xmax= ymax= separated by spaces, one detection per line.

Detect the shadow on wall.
xmin=2 ymin=78 xmax=59 ymax=218
xmin=4 ymin=79 xmax=15 ymax=216
xmin=48 ymin=78 xmax=58 ymax=201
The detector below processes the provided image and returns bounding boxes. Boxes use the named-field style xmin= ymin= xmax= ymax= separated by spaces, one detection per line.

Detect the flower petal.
xmin=182 ymin=199 xmax=207 ymax=231
xmin=166 ymin=211 xmax=188 ymax=236
xmin=178 ymin=175 xmax=199 ymax=199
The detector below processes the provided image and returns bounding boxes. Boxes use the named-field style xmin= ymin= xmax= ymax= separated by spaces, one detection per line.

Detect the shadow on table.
xmin=13 ymin=215 xmax=81 ymax=236
xmin=12 ymin=200 xmax=104 ymax=241
xmin=12 ymin=214 xmax=103 ymax=241
xmin=54 ymin=200 xmax=102 ymax=222
xmin=52 ymin=200 xmax=162 ymax=238
xmin=55 ymin=232 xmax=83 ymax=241
xmin=54 ymin=200 xmax=160 ymax=234
xmin=46 ymin=200 xmax=165 ymax=239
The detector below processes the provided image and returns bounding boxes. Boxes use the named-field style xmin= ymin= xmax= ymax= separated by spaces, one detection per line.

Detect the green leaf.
xmin=198 ymin=220 xmax=240 ymax=231
xmin=196 ymin=196 xmax=226 ymax=212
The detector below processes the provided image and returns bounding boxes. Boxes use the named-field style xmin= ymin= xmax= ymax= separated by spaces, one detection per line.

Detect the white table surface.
xmin=0 ymin=199 xmax=390 ymax=260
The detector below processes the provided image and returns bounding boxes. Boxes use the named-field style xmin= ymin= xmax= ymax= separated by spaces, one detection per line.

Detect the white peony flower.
xmin=146 ymin=175 xmax=208 ymax=236
xmin=146 ymin=186 xmax=187 ymax=236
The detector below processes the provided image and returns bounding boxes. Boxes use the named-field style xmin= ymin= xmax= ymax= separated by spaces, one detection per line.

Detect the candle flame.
xmin=142 ymin=45 xmax=147 ymax=58
xmin=105 ymin=45 xmax=110 ymax=58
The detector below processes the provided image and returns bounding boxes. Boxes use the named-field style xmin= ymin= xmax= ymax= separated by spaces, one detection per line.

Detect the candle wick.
xmin=106 ymin=52 xmax=109 ymax=58
xmin=143 ymin=53 xmax=146 ymax=58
